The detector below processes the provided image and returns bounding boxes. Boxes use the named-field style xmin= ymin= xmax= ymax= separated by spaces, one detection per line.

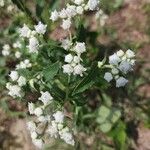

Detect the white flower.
xmin=109 ymin=53 xmax=121 ymax=65
xmin=50 ymin=10 xmax=59 ymax=21
xmin=34 ymin=22 xmax=47 ymax=34
xmin=126 ymin=49 xmax=135 ymax=58
xmin=59 ymin=131 xmax=75 ymax=146
xmin=34 ymin=107 xmax=43 ymax=117
xmin=27 ymin=121 xmax=36 ymax=132
xmin=32 ymin=139 xmax=43 ymax=149
xmin=0 ymin=0 xmax=4 ymax=7
xmin=65 ymin=54 xmax=73 ymax=63
xmin=104 ymin=72 xmax=113 ymax=82
xmin=47 ymin=121 xmax=58 ymax=138
xmin=66 ymin=5 xmax=77 ymax=18
xmin=38 ymin=91 xmax=53 ymax=106
xmin=76 ymin=6 xmax=84 ymax=14
xmin=116 ymin=77 xmax=128 ymax=87
xmin=116 ymin=50 xmax=124 ymax=57
xmin=88 ymin=0 xmax=99 ymax=10
xmin=7 ymin=84 xmax=21 ymax=98
xmin=9 ymin=71 xmax=19 ymax=81
xmin=38 ymin=115 xmax=51 ymax=122
xmin=28 ymin=102 xmax=35 ymax=115
xmin=61 ymin=39 xmax=72 ymax=50
xmin=2 ymin=44 xmax=10 ymax=56
xmin=74 ymin=42 xmax=86 ymax=54
xmin=17 ymin=76 xmax=26 ymax=86
xmin=62 ymin=64 xmax=73 ymax=75
xmin=118 ymin=61 xmax=132 ymax=74
xmin=73 ymin=64 xmax=86 ymax=76
xmin=73 ymin=56 xmax=81 ymax=63
xmin=53 ymin=111 xmax=64 ymax=123
xmin=13 ymin=41 xmax=22 ymax=49
xmin=111 ymin=68 xmax=119 ymax=75
xmin=15 ymin=51 xmax=21 ymax=58
xmin=28 ymin=37 xmax=39 ymax=53
xmin=59 ymin=9 xmax=67 ymax=19
xmin=74 ymin=0 xmax=84 ymax=5
xmin=31 ymin=131 xmax=38 ymax=140
xmin=19 ymin=24 xmax=31 ymax=38
xmin=16 ymin=59 xmax=32 ymax=69
xmin=61 ymin=19 xmax=71 ymax=30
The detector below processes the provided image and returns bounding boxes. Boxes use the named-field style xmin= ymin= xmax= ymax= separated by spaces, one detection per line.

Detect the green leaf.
xmin=72 ymin=63 xmax=98 ymax=96
xmin=100 ymin=122 xmax=112 ymax=133
xmin=97 ymin=105 xmax=111 ymax=124
xmin=43 ymin=62 xmax=60 ymax=82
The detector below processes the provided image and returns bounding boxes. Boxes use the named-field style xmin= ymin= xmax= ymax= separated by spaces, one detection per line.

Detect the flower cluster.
xmin=6 ymin=70 xmax=26 ymax=98
xmin=62 ymin=40 xmax=87 ymax=76
xmin=27 ymin=91 xmax=74 ymax=149
xmin=50 ymin=0 xmax=100 ymax=30
xmin=103 ymin=49 xmax=135 ymax=87
xmin=19 ymin=22 xmax=47 ymax=53
xmin=2 ymin=44 xmax=10 ymax=56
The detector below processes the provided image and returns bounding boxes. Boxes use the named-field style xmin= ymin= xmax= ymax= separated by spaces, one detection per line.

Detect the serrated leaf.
xmin=43 ymin=62 xmax=60 ymax=82
xmin=72 ymin=63 xmax=98 ymax=96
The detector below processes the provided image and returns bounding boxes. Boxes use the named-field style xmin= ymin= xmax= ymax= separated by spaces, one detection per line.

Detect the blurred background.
xmin=0 ymin=0 xmax=150 ymax=149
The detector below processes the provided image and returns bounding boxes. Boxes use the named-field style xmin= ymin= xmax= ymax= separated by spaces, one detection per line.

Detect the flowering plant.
xmin=1 ymin=0 xmax=146 ymax=149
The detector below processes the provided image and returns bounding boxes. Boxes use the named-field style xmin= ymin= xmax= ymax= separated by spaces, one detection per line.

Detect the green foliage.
xmin=96 ymin=105 xmax=121 ymax=133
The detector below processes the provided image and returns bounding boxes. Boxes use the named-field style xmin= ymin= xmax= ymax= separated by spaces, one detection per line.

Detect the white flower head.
xmin=59 ymin=8 xmax=68 ymax=19
xmin=118 ymin=61 xmax=133 ymax=74
xmin=87 ymin=0 xmax=100 ymax=10
xmin=0 ymin=0 xmax=4 ymax=7
xmin=53 ymin=111 xmax=64 ymax=123
xmin=76 ymin=6 xmax=84 ymax=14
xmin=104 ymin=72 xmax=113 ymax=82
xmin=38 ymin=91 xmax=53 ymax=106
xmin=74 ymin=0 xmax=84 ymax=5
xmin=47 ymin=121 xmax=58 ymax=138
xmin=61 ymin=19 xmax=71 ymax=30
xmin=7 ymin=84 xmax=21 ymax=98
xmin=62 ymin=64 xmax=74 ymax=75
xmin=31 ymin=131 xmax=38 ymax=140
xmin=13 ymin=41 xmax=22 ymax=49
xmin=116 ymin=50 xmax=124 ymax=58
xmin=74 ymin=42 xmax=86 ymax=54
xmin=27 ymin=121 xmax=36 ymax=132
xmin=28 ymin=102 xmax=35 ymax=115
xmin=65 ymin=54 xmax=73 ymax=63
xmin=126 ymin=49 xmax=135 ymax=58
xmin=17 ymin=76 xmax=26 ymax=87
xmin=111 ymin=68 xmax=119 ymax=75
xmin=34 ymin=107 xmax=43 ymax=117
xmin=9 ymin=71 xmax=19 ymax=81
xmin=116 ymin=77 xmax=128 ymax=87
xmin=61 ymin=38 xmax=72 ymax=50
xmin=66 ymin=5 xmax=77 ymax=18
xmin=28 ymin=36 xmax=39 ymax=53
xmin=60 ymin=131 xmax=75 ymax=146
xmin=73 ymin=64 xmax=86 ymax=76
xmin=109 ymin=53 xmax=121 ymax=65
xmin=2 ymin=44 xmax=10 ymax=56
xmin=32 ymin=139 xmax=44 ymax=149
xmin=50 ymin=10 xmax=59 ymax=22
xmin=73 ymin=56 xmax=81 ymax=63
xmin=15 ymin=51 xmax=21 ymax=58
xmin=19 ymin=24 xmax=31 ymax=38
xmin=34 ymin=22 xmax=47 ymax=34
